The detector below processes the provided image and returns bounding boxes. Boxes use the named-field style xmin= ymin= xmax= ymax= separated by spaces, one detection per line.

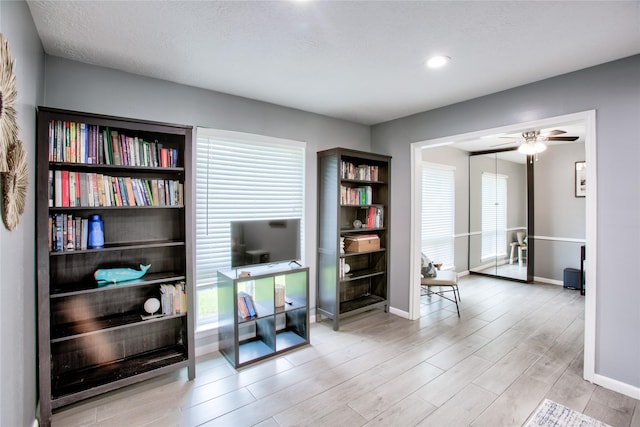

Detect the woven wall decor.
xmin=2 ymin=139 xmax=28 ymax=230
xmin=0 ymin=33 xmax=18 ymax=173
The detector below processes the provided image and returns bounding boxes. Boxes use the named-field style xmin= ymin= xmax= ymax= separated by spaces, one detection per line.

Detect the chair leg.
xmin=452 ymin=288 xmax=460 ymax=318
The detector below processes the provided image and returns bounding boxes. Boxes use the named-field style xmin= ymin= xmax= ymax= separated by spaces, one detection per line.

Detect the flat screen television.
xmin=230 ymin=219 xmax=301 ymax=268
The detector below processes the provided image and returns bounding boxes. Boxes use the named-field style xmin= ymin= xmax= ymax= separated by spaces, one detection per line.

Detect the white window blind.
xmin=195 ymin=128 xmax=305 ymax=328
xmin=421 ymin=162 xmax=455 ymax=268
xmin=481 ymin=172 xmax=507 ymax=260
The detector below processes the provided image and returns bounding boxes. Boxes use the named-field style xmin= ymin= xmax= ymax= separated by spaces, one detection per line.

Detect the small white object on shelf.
xmin=144 ymin=297 xmax=161 ymax=314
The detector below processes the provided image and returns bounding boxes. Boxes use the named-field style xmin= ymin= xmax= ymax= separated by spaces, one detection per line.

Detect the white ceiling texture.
xmin=28 ymin=1 xmax=640 ymax=130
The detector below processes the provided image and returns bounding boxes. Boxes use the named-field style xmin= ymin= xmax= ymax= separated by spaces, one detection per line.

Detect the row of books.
xmin=49 ymin=170 xmax=183 ymax=208
xmin=48 ymin=119 xmax=179 ymax=168
xmin=160 ymin=283 xmax=187 ymax=316
xmin=364 ymin=206 xmax=384 ymax=228
xmin=341 ymin=161 xmax=380 ymax=182
xmin=238 ymin=291 xmax=258 ymax=320
xmin=340 ymin=185 xmax=373 ymax=205
xmin=48 ymin=214 xmax=89 ymax=252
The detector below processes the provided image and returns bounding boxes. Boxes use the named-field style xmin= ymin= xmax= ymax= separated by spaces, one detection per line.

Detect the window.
xmin=481 ymin=172 xmax=507 ymax=260
xmin=195 ymin=128 xmax=305 ymax=330
xmin=421 ymin=162 xmax=455 ymax=268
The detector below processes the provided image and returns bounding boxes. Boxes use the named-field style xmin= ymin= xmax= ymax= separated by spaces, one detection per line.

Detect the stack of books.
xmin=160 ymin=282 xmax=187 ymax=316
xmin=237 ymin=292 xmax=258 ymax=319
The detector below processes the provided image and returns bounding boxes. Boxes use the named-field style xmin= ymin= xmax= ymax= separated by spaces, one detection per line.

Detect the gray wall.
xmin=534 ymin=142 xmax=586 ymax=280
xmin=371 ymin=55 xmax=640 ymax=389
xmin=0 ymin=1 xmax=45 ymax=426
xmin=43 ymin=56 xmax=370 ymax=314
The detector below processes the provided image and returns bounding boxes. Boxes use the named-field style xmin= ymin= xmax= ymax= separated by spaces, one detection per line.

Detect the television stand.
xmin=217 ymin=262 xmax=309 ymax=368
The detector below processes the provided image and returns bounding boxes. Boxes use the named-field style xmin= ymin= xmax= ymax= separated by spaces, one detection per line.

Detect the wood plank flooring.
xmin=52 ymin=275 xmax=640 ymax=427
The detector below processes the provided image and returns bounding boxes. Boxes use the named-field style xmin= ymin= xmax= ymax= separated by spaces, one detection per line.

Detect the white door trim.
xmin=409 ymin=110 xmax=597 ymax=382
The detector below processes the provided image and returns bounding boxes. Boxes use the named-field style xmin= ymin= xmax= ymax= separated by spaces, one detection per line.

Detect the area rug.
xmin=525 ymin=399 xmax=611 ymax=427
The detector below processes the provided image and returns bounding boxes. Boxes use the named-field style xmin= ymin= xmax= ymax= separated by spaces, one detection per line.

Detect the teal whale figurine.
xmin=95 ymin=264 xmax=151 ymax=285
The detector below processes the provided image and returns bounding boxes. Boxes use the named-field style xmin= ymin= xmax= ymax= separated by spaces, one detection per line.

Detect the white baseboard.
xmin=388 ymin=305 xmax=410 ymax=319
xmin=533 ymin=276 xmax=563 ymax=286
xmin=591 ymin=373 xmax=640 ymax=400
xmin=195 ymin=341 xmax=219 ymax=357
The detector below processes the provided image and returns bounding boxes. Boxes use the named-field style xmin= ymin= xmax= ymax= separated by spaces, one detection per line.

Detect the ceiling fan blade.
xmin=547 ymin=136 xmax=579 ymax=141
xmin=540 ymin=129 xmax=566 ymax=136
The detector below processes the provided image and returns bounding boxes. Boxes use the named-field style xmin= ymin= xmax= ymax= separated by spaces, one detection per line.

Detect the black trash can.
xmin=563 ymin=268 xmax=580 ymax=290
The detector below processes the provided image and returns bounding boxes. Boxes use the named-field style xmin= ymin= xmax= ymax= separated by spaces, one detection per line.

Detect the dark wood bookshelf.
xmin=316 ymin=148 xmax=391 ymax=330
xmin=36 ymin=107 xmax=195 ymax=426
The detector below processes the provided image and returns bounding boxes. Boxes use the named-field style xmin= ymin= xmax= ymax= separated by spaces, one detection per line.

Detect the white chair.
xmin=509 ymin=231 xmax=527 ymax=266
xmin=421 ymin=270 xmax=460 ymax=317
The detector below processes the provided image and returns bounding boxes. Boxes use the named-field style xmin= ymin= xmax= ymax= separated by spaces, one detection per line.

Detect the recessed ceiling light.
xmin=426 ymin=55 xmax=451 ymax=69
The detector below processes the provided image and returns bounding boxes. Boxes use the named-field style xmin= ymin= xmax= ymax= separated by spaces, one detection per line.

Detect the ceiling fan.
xmin=491 ymin=129 xmax=580 ymax=148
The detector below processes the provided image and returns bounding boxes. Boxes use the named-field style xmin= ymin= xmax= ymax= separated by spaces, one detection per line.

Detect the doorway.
xmin=409 ymin=110 xmax=597 ymax=382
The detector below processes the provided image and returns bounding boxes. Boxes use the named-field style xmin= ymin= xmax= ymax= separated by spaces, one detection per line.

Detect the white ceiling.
xmin=27 ymin=1 xmax=640 ymax=125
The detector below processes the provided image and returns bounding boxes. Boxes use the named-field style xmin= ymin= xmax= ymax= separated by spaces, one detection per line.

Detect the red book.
xmin=74 ymin=172 xmax=81 ymax=206
xmin=367 ymin=206 xmax=374 ymax=228
xmin=111 ymin=176 xmax=123 ymax=207
xmin=61 ymin=170 xmax=70 ymax=207
xmin=160 ymin=148 xmax=169 ymax=168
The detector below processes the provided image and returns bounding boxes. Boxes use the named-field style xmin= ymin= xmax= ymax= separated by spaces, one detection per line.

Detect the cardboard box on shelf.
xmin=344 ymin=235 xmax=380 ymax=253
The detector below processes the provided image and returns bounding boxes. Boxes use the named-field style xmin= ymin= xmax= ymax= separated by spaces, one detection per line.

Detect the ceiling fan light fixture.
xmin=518 ymin=138 xmax=547 ymax=155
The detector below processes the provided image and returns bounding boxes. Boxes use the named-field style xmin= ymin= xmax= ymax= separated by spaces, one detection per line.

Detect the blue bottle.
xmin=88 ymin=214 xmax=105 ymax=249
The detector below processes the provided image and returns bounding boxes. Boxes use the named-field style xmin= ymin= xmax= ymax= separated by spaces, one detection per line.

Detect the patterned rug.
xmin=525 ymin=399 xmax=611 ymax=427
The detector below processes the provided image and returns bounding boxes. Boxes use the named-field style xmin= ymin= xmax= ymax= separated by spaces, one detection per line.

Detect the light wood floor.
xmin=53 ymin=275 xmax=640 ymax=427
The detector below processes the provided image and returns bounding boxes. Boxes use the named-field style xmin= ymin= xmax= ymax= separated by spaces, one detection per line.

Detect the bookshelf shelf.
xmin=49 ymin=205 xmax=184 ymax=211
xmin=50 ymin=272 xmax=186 ymax=297
xmin=341 ymin=179 xmax=387 ymax=185
xmin=339 ymin=294 xmax=386 ymax=315
xmin=36 ymin=107 xmax=195 ymax=426
xmin=317 ymin=148 xmax=391 ymax=330
xmin=49 ymin=239 xmax=185 ymax=255
xmin=51 ymin=345 xmax=188 ymax=406
xmin=50 ymin=161 xmax=184 ymax=172
xmin=340 ymin=269 xmax=385 ymax=282
xmin=217 ymin=264 xmax=309 ymax=368
xmin=51 ymin=312 xmax=186 ymax=342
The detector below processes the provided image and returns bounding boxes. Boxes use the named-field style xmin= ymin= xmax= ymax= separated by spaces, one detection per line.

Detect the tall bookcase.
xmin=316 ymin=148 xmax=391 ymax=330
xmin=35 ymin=107 xmax=195 ymax=425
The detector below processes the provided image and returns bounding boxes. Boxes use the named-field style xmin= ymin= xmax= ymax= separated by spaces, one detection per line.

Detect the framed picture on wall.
xmin=575 ymin=161 xmax=586 ymax=197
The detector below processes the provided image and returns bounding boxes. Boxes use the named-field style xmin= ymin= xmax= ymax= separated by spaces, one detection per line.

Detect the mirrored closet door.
xmin=468 ymin=149 xmax=533 ymax=282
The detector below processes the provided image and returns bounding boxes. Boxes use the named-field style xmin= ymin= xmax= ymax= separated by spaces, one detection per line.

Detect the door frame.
xmin=408 ymin=110 xmax=597 ymax=382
